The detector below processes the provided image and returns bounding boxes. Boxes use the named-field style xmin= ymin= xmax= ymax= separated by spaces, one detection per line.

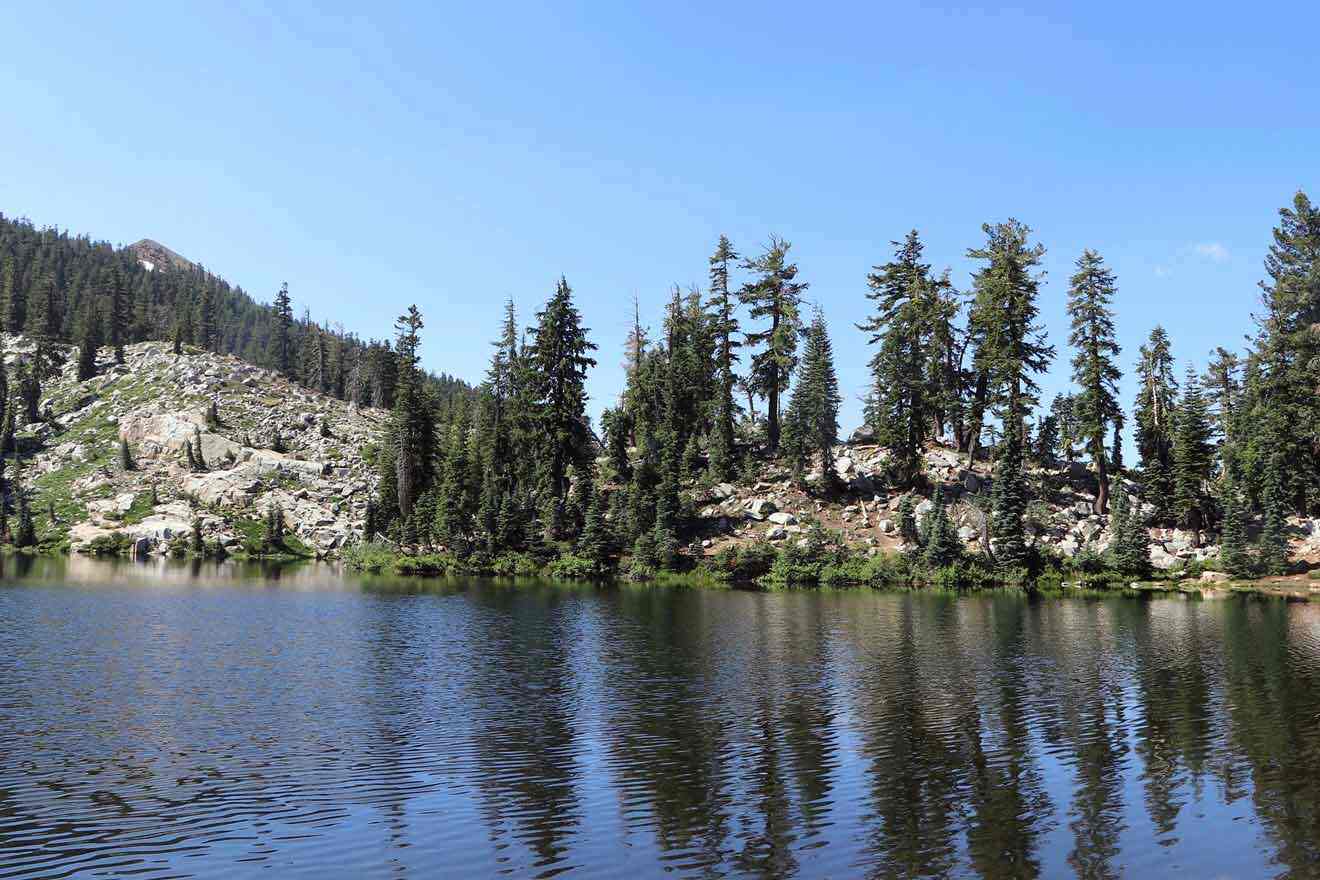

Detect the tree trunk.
xmin=1093 ymin=442 xmax=1109 ymax=515
xmin=767 ymin=377 xmax=780 ymax=452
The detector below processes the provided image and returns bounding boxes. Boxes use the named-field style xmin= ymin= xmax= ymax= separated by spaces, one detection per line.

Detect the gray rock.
xmin=767 ymin=511 xmax=798 ymax=526
xmin=1200 ymin=570 xmax=1232 ymax=582
xmin=849 ymin=424 xmax=877 ymax=444
xmin=746 ymin=499 xmax=777 ymax=520
xmin=765 ymin=525 xmax=788 ymax=541
xmin=1150 ymin=545 xmax=1179 ymax=570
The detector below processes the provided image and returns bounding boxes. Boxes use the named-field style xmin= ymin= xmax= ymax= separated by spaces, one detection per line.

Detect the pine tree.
xmin=1218 ymin=479 xmax=1252 ymax=578
xmin=119 ymin=437 xmax=134 ymax=471
xmin=1171 ymin=365 xmax=1212 ymax=533
xmin=1034 ymin=412 xmax=1060 ymax=461
xmin=577 ymin=485 xmax=612 ymax=571
xmin=860 ymin=231 xmax=952 ymax=485
xmin=991 ymin=413 xmax=1029 ymax=569
xmin=1259 ymin=446 xmax=1289 ymax=575
xmin=1109 ymin=489 xmax=1150 ymax=577
xmin=1 ymin=254 xmax=24 ymax=333
xmin=706 ymin=235 xmax=741 ymax=480
xmin=77 ymin=308 xmax=101 ymax=381
xmin=191 ymin=518 xmax=205 ymax=555
xmin=897 ymin=494 xmax=919 ymax=545
xmin=739 ymin=237 xmax=806 ymax=453
xmin=389 ymin=305 xmax=435 ymax=523
xmin=527 ymin=278 xmax=597 ymax=535
xmin=192 ymin=427 xmax=207 ymax=472
xmin=1249 ymin=190 xmax=1320 ymax=513
xmin=922 ymin=486 xmax=961 ymax=568
xmin=106 ymin=266 xmax=130 ymax=364
xmin=783 ymin=308 xmax=842 ymax=490
xmin=197 ymin=285 xmax=218 ymax=354
xmin=965 ymin=220 xmax=1054 ymax=464
xmin=272 ymin=282 xmax=295 ymax=376
xmin=1134 ymin=326 xmax=1178 ymax=520
xmin=1066 ymin=249 xmax=1123 ymax=513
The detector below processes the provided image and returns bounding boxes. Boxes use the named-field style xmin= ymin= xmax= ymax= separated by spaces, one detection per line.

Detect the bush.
xmin=704 ymin=542 xmax=776 ymax=583
xmin=489 ymin=552 xmax=541 ymax=577
xmin=547 ymin=553 xmax=599 ymax=581
xmin=83 ymin=532 xmax=134 ymax=557
xmin=820 ymin=551 xmax=912 ymax=587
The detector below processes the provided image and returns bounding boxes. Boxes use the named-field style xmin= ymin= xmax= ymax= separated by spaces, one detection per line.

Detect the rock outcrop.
xmin=12 ymin=335 xmax=385 ymax=558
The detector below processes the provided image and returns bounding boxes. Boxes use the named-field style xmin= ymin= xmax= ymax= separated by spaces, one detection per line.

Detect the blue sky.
xmin=1 ymin=2 xmax=1315 ymax=436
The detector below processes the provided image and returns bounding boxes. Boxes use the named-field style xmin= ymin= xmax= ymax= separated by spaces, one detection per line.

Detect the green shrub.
xmin=705 ymin=542 xmax=776 ymax=582
xmin=547 ymin=553 xmax=599 ymax=581
xmin=83 ymin=532 xmax=133 ymax=557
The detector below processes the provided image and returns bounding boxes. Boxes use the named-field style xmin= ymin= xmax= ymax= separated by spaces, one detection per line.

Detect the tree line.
xmin=368 ymin=190 xmax=1318 ymax=580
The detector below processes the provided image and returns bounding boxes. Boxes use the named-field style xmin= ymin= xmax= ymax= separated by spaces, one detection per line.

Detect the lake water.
xmin=2 ymin=558 xmax=1320 ymax=878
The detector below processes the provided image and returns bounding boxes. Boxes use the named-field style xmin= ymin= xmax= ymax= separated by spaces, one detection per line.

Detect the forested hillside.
xmin=363 ymin=191 xmax=1320 ymax=587
xmin=0 ymin=213 xmax=472 ymax=410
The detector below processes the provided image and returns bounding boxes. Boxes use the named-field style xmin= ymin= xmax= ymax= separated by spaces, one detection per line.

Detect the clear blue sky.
xmin=2 ymin=2 xmax=1315 ymax=436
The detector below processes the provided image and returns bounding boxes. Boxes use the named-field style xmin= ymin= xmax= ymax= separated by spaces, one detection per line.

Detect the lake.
xmin=2 ymin=557 xmax=1320 ymax=878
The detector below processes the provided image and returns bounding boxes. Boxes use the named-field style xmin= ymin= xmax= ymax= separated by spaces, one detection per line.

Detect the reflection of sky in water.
xmin=1 ymin=561 xmax=1318 ymax=879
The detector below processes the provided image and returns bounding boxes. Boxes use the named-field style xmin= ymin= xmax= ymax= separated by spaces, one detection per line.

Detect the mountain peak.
xmin=129 ymin=238 xmax=193 ymax=273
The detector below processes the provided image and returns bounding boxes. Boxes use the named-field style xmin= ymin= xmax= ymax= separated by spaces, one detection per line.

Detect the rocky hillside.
xmin=692 ymin=428 xmax=1320 ymax=573
xmin=8 ymin=335 xmax=385 ymax=558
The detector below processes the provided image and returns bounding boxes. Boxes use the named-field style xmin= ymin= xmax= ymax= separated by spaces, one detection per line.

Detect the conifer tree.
xmin=1066 ymin=249 xmax=1122 ymax=513
xmin=1111 ymin=490 xmax=1151 ymax=577
xmin=1134 ymin=326 xmax=1178 ymax=519
xmin=922 ymin=486 xmax=961 ymax=568
xmin=1249 ymin=190 xmax=1320 ymax=512
xmin=77 ymin=308 xmax=101 ymax=381
xmin=107 ymin=266 xmax=130 ymax=364
xmin=897 ymin=494 xmax=918 ymax=545
xmin=527 ymin=278 xmax=597 ymax=535
xmin=389 ymin=305 xmax=435 ymax=523
xmin=860 ymin=231 xmax=951 ymax=485
xmin=1171 ymin=365 xmax=1212 ymax=534
xmin=706 ymin=235 xmax=740 ymax=480
xmin=1034 ymin=411 xmax=1060 ymax=461
xmin=739 ymin=237 xmax=806 ymax=453
xmin=1259 ymin=446 xmax=1289 ymax=575
xmin=272 ymin=282 xmax=294 ymax=376
xmin=1218 ymin=479 xmax=1252 ymax=578
xmin=578 ymin=485 xmax=612 ymax=571
xmin=1 ymin=254 xmax=23 ymax=332
xmin=991 ymin=413 xmax=1029 ymax=569
xmin=12 ymin=459 xmax=35 ymax=549
xmin=119 ymin=437 xmax=134 ymax=471
xmin=965 ymin=220 xmax=1054 ymax=464
xmin=783 ymin=308 xmax=841 ymax=490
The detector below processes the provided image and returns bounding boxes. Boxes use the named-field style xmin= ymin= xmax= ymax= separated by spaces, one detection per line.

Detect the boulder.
xmin=767 ymin=511 xmax=798 ymax=526
xmin=1149 ymin=545 xmax=1179 ymax=570
xmin=765 ymin=525 xmax=788 ymax=541
xmin=834 ymin=457 xmax=855 ymax=476
xmin=746 ymin=499 xmax=777 ymax=520
xmin=1199 ymin=570 xmax=1232 ymax=582
xmin=849 ymin=424 xmax=877 ymax=445
xmin=915 ymin=499 xmax=933 ymax=519
xmin=962 ymin=470 xmax=983 ymax=493
xmin=710 ymin=482 xmax=736 ymax=501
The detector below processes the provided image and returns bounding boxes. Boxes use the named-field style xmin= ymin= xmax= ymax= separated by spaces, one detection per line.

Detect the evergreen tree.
xmin=389 ymin=305 xmax=435 ymax=523
xmin=1 ymin=254 xmax=23 ymax=332
xmin=1110 ymin=489 xmax=1151 ymax=577
xmin=107 ymin=266 xmax=130 ymax=364
xmin=1249 ymin=190 xmax=1320 ymax=512
xmin=1217 ymin=478 xmax=1253 ymax=578
xmin=991 ymin=413 xmax=1029 ymax=569
xmin=191 ymin=518 xmax=205 ymax=555
xmin=1066 ymin=249 xmax=1122 ymax=513
xmin=739 ymin=237 xmax=806 ymax=453
xmin=1259 ymin=446 xmax=1289 ymax=575
xmin=783 ymin=308 xmax=842 ymax=490
xmin=527 ymin=278 xmax=597 ymax=536
xmin=860 ymin=231 xmax=952 ymax=485
xmin=922 ymin=486 xmax=961 ymax=568
xmin=77 ymin=308 xmax=101 ymax=381
xmin=706 ymin=235 xmax=741 ymax=480
xmin=272 ymin=282 xmax=294 ymax=376
xmin=1034 ymin=412 xmax=1060 ymax=461
xmin=1134 ymin=326 xmax=1178 ymax=519
xmin=577 ymin=485 xmax=612 ymax=571
xmin=1171 ymin=365 xmax=1212 ymax=533
xmin=12 ymin=460 xmax=35 ymax=549
xmin=897 ymin=494 xmax=918 ymax=545
xmin=119 ymin=437 xmax=134 ymax=471
xmin=965 ymin=220 xmax=1054 ymax=463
